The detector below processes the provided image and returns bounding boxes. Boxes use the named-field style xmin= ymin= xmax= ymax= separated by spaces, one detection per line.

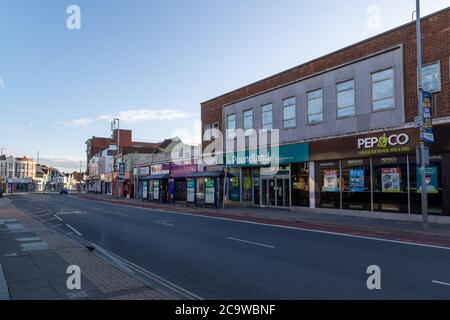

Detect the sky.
xmin=0 ymin=0 xmax=449 ymax=172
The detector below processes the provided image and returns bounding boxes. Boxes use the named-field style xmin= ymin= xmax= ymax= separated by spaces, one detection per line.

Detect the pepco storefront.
xmin=309 ymin=125 xmax=450 ymax=219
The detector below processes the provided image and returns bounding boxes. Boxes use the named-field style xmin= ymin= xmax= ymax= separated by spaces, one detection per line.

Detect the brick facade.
xmin=201 ymin=8 xmax=449 ymax=150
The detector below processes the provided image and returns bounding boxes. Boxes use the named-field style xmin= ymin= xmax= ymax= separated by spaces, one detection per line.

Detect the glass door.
xmin=268 ymin=179 xmax=276 ymax=206
xmin=276 ymin=179 xmax=284 ymax=207
xmin=261 ymin=179 xmax=268 ymax=206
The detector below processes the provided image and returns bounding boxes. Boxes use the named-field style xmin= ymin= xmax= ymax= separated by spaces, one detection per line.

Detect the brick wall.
xmin=201 ymin=8 xmax=449 ymax=150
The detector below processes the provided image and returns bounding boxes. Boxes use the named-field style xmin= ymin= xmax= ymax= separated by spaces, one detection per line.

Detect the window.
xmin=282 ymin=97 xmax=296 ymax=128
xmin=243 ymin=109 xmax=253 ymax=135
xmin=203 ymin=124 xmax=211 ymax=141
xmin=211 ymin=122 xmax=220 ymax=139
xmin=227 ymin=114 xmax=236 ymax=139
xmin=308 ymin=89 xmax=323 ymax=124
xmin=337 ymin=80 xmax=355 ymax=118
xmin=422 ymin=62 xmax=441 ymax=93
xmin=261 ymin=103 xmax=273 ymax=130
xmin=371 ymin=68 xmax=394 ymax=111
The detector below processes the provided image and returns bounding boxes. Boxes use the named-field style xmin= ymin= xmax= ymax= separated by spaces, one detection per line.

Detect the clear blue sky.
xmin=0 ymin=0 xmax=448 ymax=172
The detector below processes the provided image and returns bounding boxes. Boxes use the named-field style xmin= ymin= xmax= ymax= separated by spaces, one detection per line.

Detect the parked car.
xmin=59 ymin=189 xmax=68 ymax=195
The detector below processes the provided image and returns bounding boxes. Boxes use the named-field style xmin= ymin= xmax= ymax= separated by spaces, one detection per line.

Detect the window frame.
xmin=336 ymin=79 xmax=356 ymax=119
xmin=307 ymin=88 xmax=324 ymax=125
xmin=226 ymin=113 xmax=237 ymax=139
xmin=243 ymin=109 xmax=254 ymax=135
xmin=261 ymin=103 xmax=273 ymax=131
xmin=211 ymin=122 xmax=220 ymax=139
xmin=421 ymin=60 xmax=441 ymax=93
xmin=370 ymin=67 xmax=395 ymax=112
xmin=203 ymin=124 xmax=212 ymax=142
xmin=282 ymin=96 xmax=296 ymax=129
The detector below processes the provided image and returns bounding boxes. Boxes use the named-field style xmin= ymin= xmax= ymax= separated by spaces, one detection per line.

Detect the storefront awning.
xmin=186 ymin=171 xmax=224 ymax=178
xmin=141 ymin=174 xmax=170 ymax=180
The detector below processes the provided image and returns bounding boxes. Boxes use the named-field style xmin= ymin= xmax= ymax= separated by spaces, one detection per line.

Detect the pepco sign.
xmin=358 ymin=133 xmax=410 ymax=150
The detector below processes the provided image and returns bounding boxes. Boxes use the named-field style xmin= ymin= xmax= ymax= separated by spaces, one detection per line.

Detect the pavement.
xmin=0 ymin=196 xmax=171 ymax=300
xmin=4 ymin=192 xmax=450 ymax=299
xmin=73 ymin=193 xmax=450 ymax=247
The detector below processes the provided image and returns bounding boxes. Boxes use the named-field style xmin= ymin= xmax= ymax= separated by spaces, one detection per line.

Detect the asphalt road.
xmin=8 ymin=193 xmax=450 ymax=300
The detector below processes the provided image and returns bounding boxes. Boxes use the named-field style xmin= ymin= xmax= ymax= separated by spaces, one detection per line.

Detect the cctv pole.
xmin=416 ymin=0 xmax=428 ymax=229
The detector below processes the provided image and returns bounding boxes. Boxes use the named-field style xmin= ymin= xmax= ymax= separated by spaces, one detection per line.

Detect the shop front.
xmin=224 ymin=142 xmax=309 ymax=208
xmin=309 ymin=125 xmax=450 ymax=216
xmin=185 ymin=171 xmax=224 ymax=208
xmin=170 ymin=164 xmax=198 ymax=204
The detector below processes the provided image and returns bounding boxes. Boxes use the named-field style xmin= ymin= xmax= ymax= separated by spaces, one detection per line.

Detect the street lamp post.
xmin=415 ymin=0 xmax=428 ymax=229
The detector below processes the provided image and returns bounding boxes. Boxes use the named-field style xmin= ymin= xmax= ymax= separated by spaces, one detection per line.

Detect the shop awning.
xmin=141 ymin=174 xmax=170 ymax=180
xmin=186 ymin=171 xmax=224 ymax=178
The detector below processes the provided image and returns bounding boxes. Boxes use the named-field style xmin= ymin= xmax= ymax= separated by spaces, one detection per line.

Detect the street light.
xmin=415 ymin=0 xmax=428 ymax=229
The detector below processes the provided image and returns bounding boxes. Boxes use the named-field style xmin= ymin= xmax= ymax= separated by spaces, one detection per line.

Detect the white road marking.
xmin=227 ymin=237 xmax=275 ymax=249
xmin=65 ymin=224 xmax=83 ymax=237
xmin=155 ymin=220 xmax=175 ymax=227
xmin=432 ymin=280 xmax=450 ymax=287
xmin=69 ymin=196 xmax=450 ymax=251
xmin=54 ymin=215 xmax=63 ymax=222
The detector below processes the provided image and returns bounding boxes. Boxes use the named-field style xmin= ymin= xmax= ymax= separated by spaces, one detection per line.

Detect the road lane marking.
xmin=155 ymin=220 xmax=175 ymax=227
xmin=66 ymin=224 xmax=83 ymax=237
xmin=432 ymin=280 xmax=450 ymax=287
xmin=54 ymin=215 xmax=63 ymax=222
xmin=227 ymin=237 xmax=275 ymax=249
xmin=68 ymin=196 xmax=450 ymax=251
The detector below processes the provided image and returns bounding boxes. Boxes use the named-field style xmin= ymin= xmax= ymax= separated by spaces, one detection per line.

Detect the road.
xmin=8 ymin=193 xmax=450 ymax=300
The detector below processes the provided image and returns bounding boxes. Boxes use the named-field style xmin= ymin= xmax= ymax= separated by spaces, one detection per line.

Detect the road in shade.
xmin=9 ymin=193 xmax=450 ymax=300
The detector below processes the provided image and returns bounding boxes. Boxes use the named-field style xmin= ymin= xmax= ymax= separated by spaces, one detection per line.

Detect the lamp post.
xmin=415 ymin=0 xmax=428 ymax=229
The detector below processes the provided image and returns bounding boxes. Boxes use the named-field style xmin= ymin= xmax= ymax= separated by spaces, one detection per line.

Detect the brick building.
xmin=200 ymin=8 xmax=450 ymax=222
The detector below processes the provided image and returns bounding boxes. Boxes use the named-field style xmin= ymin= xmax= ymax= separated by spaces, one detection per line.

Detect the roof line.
xmin=201 ymin=6 xmax=449 ymax=106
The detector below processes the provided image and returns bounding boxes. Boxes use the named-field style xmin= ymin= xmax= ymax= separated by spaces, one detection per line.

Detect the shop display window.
xmin=291 ymin=162 xmax=309 ymax=207
xmin=372 ymin=156 xmax=408 ymax=213
xmin=316 ymin=161 xmax=341 ymax=209
xmin=342 ymin=159 xmax=371 ymax=211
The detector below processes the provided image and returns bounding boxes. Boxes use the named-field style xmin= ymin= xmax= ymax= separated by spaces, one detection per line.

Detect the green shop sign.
xmin=225 ymin=143 xmax=309 ymax=167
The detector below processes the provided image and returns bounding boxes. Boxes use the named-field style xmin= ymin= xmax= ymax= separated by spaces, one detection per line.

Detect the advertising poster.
xmin=153 ymin=180 xmax=160 ymax=200
xmin=323 ymin=170 xmax=338 ymax=192
xmin=187 ymin=179 xmax=195 ymax=203
xmin=417 ymin=166 xmax=438 ymax=194
xmin=381 ymin=168 xmax=401 ymax=193
xmin=142 ymin=181 xmax=148 ymax=199
xmin=422 ymin=90 xmax=434 ymax=143
xmin=349 ymin=169 xmax=365 ymax=192
xmin=205 ymin=179 xmax=215 ymax=204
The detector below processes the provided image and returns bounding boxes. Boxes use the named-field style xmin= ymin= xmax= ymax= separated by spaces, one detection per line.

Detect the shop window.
xmin=228 ymin=168 xmax=240 ymax=201
xmin=372 ymin=156 xmax=408 ymax=213
xmin=371 ymin=68 xmax=394 ymax=111
xmin=422 ymin=62 xmax=441 ymax=93
xmin=308 ymin=89 xmax=323 ymax=124
xmin=291 ymin=162 xmax=310 ymax=207
xmin=410 ymin=155 xmax=443 ymax=215
xmin=337 ymin=80 xmax=356 ymax=118
xmin=316 ymin=161 xmax=340 ymax=209
xmin=342 ymin=159 xmax=371 ymax=211
xmin=242 ymin=168 xmax=252 ymax=202
xmin=196 ymin=178 xmax=205 ymax=202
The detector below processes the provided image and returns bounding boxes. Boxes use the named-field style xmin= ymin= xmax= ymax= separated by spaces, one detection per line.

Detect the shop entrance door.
xmin=262 ymin=178 xmax=290 ymax=208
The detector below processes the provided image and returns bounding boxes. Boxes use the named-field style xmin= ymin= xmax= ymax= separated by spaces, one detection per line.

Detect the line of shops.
xmin=221 ymin=124 xmax=450 ymax=217
xmin=135 ymin=163 xmax=225 ymax=208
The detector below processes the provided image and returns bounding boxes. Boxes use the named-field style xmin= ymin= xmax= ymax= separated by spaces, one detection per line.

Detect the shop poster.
xmin=187 ymin=179 xmax=195 ymax=203
xmin=323 ymin=170 xmax=338 ymax=192
xmin=416 ymin=166 xmax=438 ymax=194
xmin=205 ymin=179 xmax=215 ymax=204
xmin=349 ymin=169 xmax=365 ymax=192
xmin=142 ymin=181 xmax=148 ymax=199
xmin=153 ymin=180 xmax=160 ymax=200
xmin=381 ymin=168 xmax=401 ymax=193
